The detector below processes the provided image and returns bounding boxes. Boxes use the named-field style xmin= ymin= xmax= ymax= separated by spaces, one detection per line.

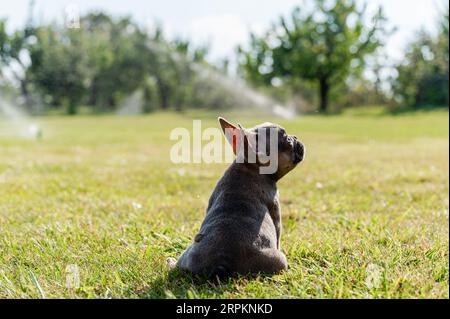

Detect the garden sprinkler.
xmin=29 ymin=124 xmax=42 ymax=140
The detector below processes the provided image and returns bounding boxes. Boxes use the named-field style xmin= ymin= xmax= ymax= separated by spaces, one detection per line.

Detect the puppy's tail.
xmin=207 ymin=265 xmax=230 ymax=280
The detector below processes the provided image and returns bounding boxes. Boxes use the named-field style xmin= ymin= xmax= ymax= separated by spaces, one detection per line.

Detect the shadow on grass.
xmin=139 ymin=268 xmax=237 ymax=299
xmin=139 ymin=266 xmax=276 ymax=299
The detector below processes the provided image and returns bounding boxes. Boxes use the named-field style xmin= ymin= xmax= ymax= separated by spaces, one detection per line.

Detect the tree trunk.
xmin=67 ymin=101 xmax=77 ymax=115
xmin=88 ymin=79 xmax=98 ymax=107
xmin=157 ymin=80 xmax=169 ymax=109
xmin=107 ymin=96 xmax=116 ymax=110
xmin=20 ymin=79 xmax=33 ymax=113
xmin=319 ymin=78 xmax=329 ymax=113
xmin=160 ymin=90 xmax=169 ymax=109
xmin=142 ymin=84 xmax=153 ymax=113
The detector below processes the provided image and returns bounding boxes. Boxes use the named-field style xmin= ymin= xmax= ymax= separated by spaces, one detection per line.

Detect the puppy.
xmin=174 ymin=117 xmax=304 ymax=278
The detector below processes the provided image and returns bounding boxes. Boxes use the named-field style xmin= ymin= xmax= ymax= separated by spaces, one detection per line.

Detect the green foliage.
xmin=1 ymin=4 xmax=448 ymax=114
xmin=0 ymin=19 xmax=36 ymax=111
xmin=0 ymin=20 xmax=8 ymax=66
xmin=28 ymin=25 xmax=90 ymax=114
xmin=392 ymin=8 xmax=449 ymax=108
xmin=0 ymin=13 xmax=242 ymax=114
xmin=25 ymin=15 xmax=160 ymax=114
xmin=238 ymin=0 xmax=388 ymax=112
xmin=82 ymin=14 xmax=150 ymax=111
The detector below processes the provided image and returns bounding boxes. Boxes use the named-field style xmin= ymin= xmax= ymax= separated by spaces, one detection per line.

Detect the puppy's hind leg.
xmin=173 ymin=245 xmax=197 ymax=272
xmin=243 ymin=249 xmax=288 ymax=275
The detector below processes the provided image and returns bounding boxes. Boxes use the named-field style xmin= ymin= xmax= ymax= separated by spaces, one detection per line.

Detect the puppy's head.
xmin=219 ymin=117 xmax=304 ymax=180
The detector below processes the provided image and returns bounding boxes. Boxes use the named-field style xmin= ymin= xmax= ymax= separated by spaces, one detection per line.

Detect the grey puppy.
xmin=173 ymin=117 xmax=304 ymax=278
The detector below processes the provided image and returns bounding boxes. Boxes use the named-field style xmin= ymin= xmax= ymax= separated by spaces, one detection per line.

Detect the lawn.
xmin=0 ymin=109 xmax=448 ymax=298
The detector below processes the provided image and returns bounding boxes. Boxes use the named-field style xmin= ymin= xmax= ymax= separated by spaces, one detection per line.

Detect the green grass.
xmin=0 ymin=109 xmax=448 ymax=299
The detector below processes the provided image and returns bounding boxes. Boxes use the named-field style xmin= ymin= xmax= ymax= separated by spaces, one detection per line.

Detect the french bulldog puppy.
xmin=174 ymin=117 xmax=304 ymax=278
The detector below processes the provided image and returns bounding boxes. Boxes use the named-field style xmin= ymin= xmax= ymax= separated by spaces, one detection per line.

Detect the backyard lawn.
xmin=0 ymin=109 xmax=448 ymax=298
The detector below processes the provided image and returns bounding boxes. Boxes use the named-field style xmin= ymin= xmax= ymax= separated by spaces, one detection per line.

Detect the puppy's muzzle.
xmin=293 ymin=137 xmax=304 ymax=164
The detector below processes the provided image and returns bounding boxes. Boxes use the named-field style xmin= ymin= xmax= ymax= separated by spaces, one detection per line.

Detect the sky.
xmin=0 ymin=0 xmax=445 ymax=65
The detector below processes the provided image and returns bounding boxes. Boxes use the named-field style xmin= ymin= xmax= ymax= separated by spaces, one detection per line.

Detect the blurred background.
xmin=0 ymin=0 xmax=448 ymax=118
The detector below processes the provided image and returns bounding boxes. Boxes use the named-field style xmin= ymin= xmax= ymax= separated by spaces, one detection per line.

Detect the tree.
xmin=82 ymin=13 xmax=150 ymax=110
xmin=0 ymin=20 xmax=36 ymax=112
xmin=25 ymin=13 xmax=152 ymax=114
xmin=27 ymin=25 xmax=90 ymax=114
xmin=143 ymin=30 xmax=210 ymax=111
xmin=239 ymin=0 xmax=388 ymax=112
xmin=392 ymin=6 xmax=449 ymax=108
xmin=0 ymin=1 xmax=38 ymax=112
xmin=2 ymin=10 xmax=257 ymax=114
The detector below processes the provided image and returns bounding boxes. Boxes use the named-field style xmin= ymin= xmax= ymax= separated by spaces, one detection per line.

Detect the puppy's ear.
xmin=219 ymin=117 xmax=241 ymax=154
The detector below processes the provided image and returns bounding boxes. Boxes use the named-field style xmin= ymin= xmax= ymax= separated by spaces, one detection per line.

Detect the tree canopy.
xmin=392 ymin=7 xmax=449 ymax=108
xmin=238 ymin=0 xmax=389 ymax=112
xmin=0 ymin=1 xmax=448 ymax=115
xmin=0 ymin=12 xmax=242 ymax=115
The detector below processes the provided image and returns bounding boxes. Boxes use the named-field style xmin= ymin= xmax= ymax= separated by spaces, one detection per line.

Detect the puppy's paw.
xmin=165 ymin=257 xmax=177 ymax=269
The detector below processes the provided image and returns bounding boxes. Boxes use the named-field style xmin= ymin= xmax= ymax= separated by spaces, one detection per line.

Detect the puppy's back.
xmin=184 ymin=162 xmax=277 ymax=275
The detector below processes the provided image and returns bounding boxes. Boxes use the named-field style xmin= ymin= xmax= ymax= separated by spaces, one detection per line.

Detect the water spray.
xmin=29 ymin=123 xmax=43 ymax=140
xmin=143 ymin=40 xmax=297 ymax=119
xmin=0 ymin=95 xmax=42 ymax=139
